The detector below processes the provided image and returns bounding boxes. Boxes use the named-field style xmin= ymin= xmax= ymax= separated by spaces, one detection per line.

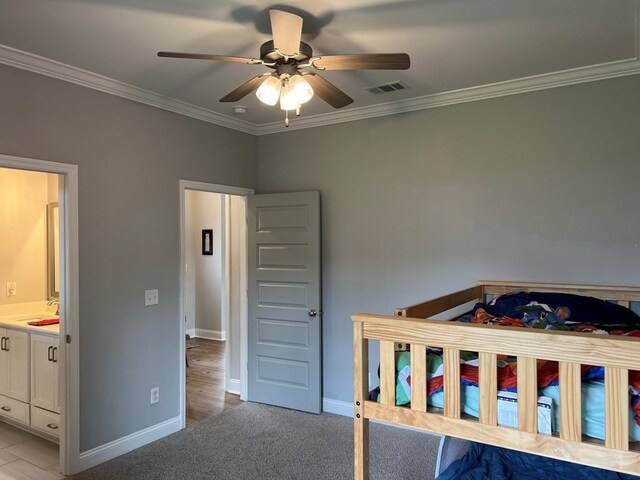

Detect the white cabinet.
xmin=0 ymin=328 xmax=29 ymax=403
xmin=31 ymin=334 xmax=59 ymax=414
xmin=31 ymin=405 xmax=60 ymax=439
xmin=0 ymin=326 xmax=61 ymax=436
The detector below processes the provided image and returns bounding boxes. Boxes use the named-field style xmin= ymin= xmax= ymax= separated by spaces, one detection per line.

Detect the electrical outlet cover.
xmin=150 ymin=387 xmax=159 ymax=404
xmin=145 ymin=289 xmax=159 ymax=306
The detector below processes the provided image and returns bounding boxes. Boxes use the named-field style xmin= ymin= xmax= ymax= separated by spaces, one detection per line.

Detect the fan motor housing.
xmin=260 ymin=41 xmax=313 ymax=64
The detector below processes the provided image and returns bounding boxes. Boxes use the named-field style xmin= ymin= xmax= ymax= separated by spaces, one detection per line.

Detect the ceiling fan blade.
xmin=303 ymin=73 xmax=353 ymax=109
xmin=158 ymin=51 xmax=259 ymax=64
xmin=220 ymin=75 xmax=270 ymax=102
xmin=269 ymin=10 xmax=303 ymax=56
xmin=313 ymin=53 xmax=410 ymax=70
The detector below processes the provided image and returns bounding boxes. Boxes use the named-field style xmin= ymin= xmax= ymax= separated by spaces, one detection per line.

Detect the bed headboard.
xmin=395 ymin=280 xmax=640 ymax=319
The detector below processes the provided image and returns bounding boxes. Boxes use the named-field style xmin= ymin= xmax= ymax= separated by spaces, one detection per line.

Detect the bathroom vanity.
xmin=0 ymin=307 xmax=60 ymax=441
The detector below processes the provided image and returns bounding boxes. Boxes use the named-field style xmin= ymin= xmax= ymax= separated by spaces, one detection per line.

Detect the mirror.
xmin=47 ymin=202 xmax=59 ymax=299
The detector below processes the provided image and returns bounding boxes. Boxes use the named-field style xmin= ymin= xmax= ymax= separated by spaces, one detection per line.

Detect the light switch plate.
xmin=145 ymin=289 xmax=159 ymax=306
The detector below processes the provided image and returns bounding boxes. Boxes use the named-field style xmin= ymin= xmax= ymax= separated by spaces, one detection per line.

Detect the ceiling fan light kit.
xmin=158 ymin=9 xmax=410 ymax=127
xmin=255 ymin=75 xmax=281 ymax=106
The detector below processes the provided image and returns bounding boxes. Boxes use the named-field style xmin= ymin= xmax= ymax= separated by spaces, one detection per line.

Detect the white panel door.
xmin=247 ymin=191 xmax=321 ymax=413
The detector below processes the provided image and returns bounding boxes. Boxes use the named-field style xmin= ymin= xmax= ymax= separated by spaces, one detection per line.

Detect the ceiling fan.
xmin=158 ymin=9 xmax=410 ymax=126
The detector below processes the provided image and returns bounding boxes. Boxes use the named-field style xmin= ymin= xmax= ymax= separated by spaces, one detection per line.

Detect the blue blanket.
xmin=437 ymin=443 xmax=640 ymax=480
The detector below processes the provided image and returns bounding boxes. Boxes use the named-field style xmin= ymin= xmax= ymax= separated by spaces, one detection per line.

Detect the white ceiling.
xmin=0 ymin=0 xmax=639 ymax=133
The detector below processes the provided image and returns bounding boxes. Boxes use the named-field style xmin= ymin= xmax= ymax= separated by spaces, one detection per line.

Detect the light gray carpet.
xmin=70 ymin=402 xmax=440 ymax=480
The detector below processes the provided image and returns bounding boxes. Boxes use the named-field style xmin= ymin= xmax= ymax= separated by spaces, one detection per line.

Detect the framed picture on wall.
xmin=202 ymin=229 xmax=213 ymax=255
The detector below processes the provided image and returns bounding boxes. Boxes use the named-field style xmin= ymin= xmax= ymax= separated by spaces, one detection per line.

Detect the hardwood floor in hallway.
xmin=186 ymin=338 xmax=241 ymax=426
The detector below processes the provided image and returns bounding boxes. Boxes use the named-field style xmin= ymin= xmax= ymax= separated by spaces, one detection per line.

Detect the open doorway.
xmin=179 ymin=181 xmax=252 ymax=428
xmin=0 ymin=155 xmax=81 ymax=477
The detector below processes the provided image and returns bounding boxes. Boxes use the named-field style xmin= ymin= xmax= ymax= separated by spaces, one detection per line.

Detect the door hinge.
xmin=66 ymin=334 xmax=72 ymax=344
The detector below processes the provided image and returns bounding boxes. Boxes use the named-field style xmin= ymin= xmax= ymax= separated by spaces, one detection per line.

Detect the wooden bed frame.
xmin=352 ymin=281 xmax=640 ymax=478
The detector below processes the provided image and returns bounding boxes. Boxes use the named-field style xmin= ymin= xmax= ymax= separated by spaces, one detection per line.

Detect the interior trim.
xmin=77 ymin=415 xmax=181 ymax=472
xmin=192 ymin=328 xmax=226 ymax=342
xmin=1 ymin=44 xmax=639 ymax=136
xmin=0 ymin=44 xmax=259 ymax=136
xmin=256 ymin=58 xmax=640 ymax=135
xmin=322 ymin=397 xmax=353 ymax=418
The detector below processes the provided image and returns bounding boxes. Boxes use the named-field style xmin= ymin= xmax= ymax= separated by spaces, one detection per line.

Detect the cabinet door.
xmin=31 ymin=334 xmax=59 ymax=413
xmin=5 ymin=329 xmax=29 ymax=402
xmin=0 ymin=328 xmax=7 ymax=396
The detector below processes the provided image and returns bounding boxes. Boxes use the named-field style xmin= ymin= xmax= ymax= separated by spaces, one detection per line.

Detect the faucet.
xmin=47 ymin=299 xmax=60 ymax=316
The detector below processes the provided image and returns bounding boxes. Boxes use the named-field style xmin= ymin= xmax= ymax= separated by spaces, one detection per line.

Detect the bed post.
xmin=354 ymin=321 xmax=370 ymax=480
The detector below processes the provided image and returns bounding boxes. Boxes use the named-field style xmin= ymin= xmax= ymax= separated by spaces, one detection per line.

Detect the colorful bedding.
xmin=436 ymin=442 xmax=640 ymax=480
xmin=373 ymin=291 xmax=640 ymax=440
xmin=375 ymin=350 xmax=640 ymax=441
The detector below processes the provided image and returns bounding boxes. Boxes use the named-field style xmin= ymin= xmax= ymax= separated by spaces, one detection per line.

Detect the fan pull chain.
xmin=285 ymin=110 xmax=289 ymax=127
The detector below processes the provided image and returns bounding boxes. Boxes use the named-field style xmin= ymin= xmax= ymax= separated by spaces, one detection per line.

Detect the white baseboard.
xmin=77 ymin=416 xmax=181 ymax=472
xmin=227 ymin=378 xmax=241 ymax=395
xmin=322 ymin=398 xmax=353 ymax=417
xmin=193 ymin=328 xmax=226 ymax=341
xmin=185 ymin=328 xmax=195 ymax=338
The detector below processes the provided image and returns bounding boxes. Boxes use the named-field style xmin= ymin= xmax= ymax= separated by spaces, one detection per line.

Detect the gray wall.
xmin=0 ymin=64 xmax=257 ymax=450
xmin=185 ymin=190 xmax=224 ymax=334
xmin=256 ymin=75 xmax=640 ymax=405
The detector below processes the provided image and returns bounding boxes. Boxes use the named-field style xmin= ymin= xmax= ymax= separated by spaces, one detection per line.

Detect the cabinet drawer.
xmin=31 ymin=406 xmax=60 ymax=438
xmin=0 ymin=393 xmax=29 ymax=425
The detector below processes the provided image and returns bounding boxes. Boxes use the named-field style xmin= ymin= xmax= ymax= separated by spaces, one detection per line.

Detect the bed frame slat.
xmin=365 ymin=401 xmax=640 ymax=475
xmin=380 ymin=340 xmax=396 ymax=406
xmin=517 ymin=356 xmax=538 ymax=433
xmin=410 ymin=345 xmax=427 ymax=412
xmin=478 ymin=352 xmax=497 ymax=426
xmin=559 ymin=361 xmax=582 ymax=442
xmin=605 ymin=366 xmax=629 ymax=451
xmin=353 ymin=322 xmax=369 ymax=480
xmin=443 ymin=348 xmax=461 ymax=419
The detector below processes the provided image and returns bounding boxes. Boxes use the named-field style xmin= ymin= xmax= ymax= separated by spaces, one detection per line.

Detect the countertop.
xmin=0 ymin=312 xmax=60 ymax=336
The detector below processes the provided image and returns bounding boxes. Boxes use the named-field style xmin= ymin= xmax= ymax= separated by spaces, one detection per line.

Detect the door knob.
xmin=308 ymin=309 xmax=317 ymax=317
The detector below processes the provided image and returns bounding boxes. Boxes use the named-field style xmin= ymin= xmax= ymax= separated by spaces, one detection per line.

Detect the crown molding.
xmin=0 ymin=44 xmax=259 ymax=136
xmin=1 ymin=44 xmax=639 ymax=137
xmin=255 ymin=57 xmax=640 ymax=135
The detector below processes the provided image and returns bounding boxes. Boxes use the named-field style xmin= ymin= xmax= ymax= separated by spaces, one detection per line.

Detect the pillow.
xmin=474 ymin=291 xmax=640 ymax=326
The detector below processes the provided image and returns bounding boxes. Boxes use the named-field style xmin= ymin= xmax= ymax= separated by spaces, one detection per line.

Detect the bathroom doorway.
xmin=0 ymin=155 xmax=80 ymax=477
xmin=179 ymin=181 xmax=252 ymax=428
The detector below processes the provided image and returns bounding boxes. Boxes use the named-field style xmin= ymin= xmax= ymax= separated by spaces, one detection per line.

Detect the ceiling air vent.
xmin=365 ymin=81 xmax=409 ymax=95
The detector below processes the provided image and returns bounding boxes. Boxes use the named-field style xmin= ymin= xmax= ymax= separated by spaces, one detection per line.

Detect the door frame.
xmin=0 ymin=153 xmax=80 ymax=475
xmin=178 ymin=180 xmax=253 ymax=428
